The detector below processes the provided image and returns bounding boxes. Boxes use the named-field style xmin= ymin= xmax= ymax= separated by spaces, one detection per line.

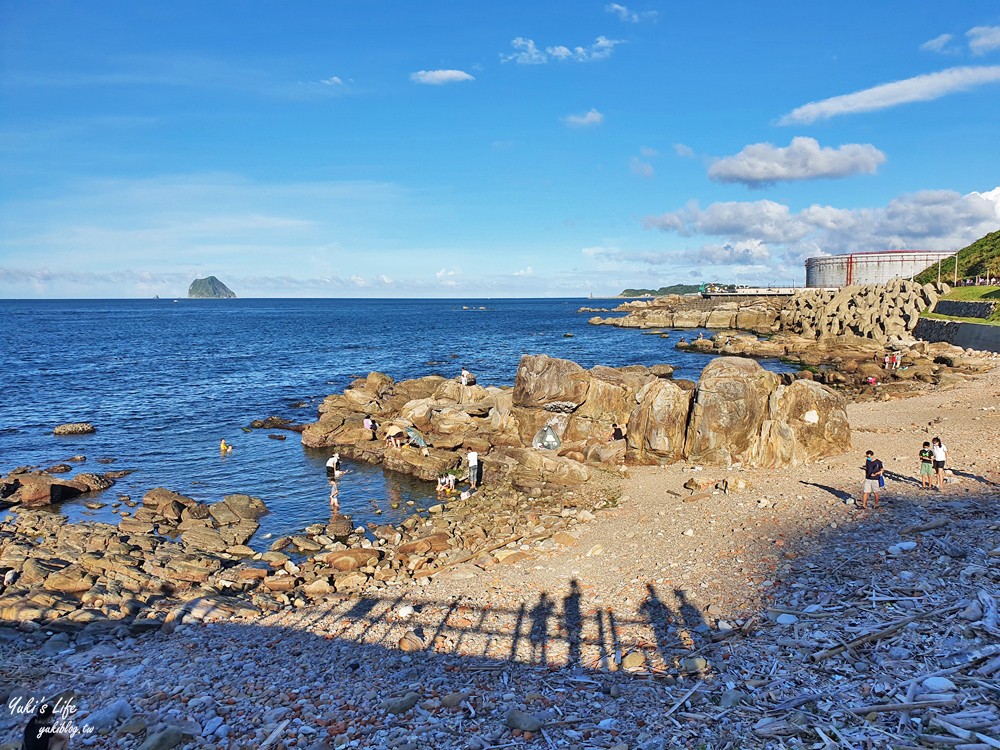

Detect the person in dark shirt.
xmin=23 ymin=703 xmax=68 ymax=750
xmin=919 ymin=441 xmax=934 ymax=489
xmin=861 ymin=449 xmax=884 ymax=510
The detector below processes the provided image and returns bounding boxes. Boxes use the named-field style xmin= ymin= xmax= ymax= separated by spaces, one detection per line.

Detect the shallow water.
xmin=0 ymin=298 xmax=791 ymax=543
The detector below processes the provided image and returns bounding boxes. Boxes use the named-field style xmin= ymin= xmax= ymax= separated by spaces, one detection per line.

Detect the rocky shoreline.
xmin=588 ymin=280 xmax=1000 ymax=398
xmin=1 ymin=341 xmax=997 ymax=750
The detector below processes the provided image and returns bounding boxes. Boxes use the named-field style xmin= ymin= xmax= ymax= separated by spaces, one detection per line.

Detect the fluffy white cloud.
xmin=513 ymin=266 xmax=534 ymax=276
xmin=410 ymin=69 xmax=475 ymax=85
xmin=707 ymin=137 xmax=886 ymax=186
xmin=320 ymin=76 xmax=344 ymax=86
xmin=605 ymin=3 xmax=658 ymax=23
xmin=629 ymin=157 xmax=654 ymax=178
xmin=643 ymin=188 xmax=1000 ymax=262
xmin=674 ymin=143 xmax=695 ymax=159
xmin=564 ymin=108 xmax=604 ymax=127
xmin=778 ymin=66 xmax=1000 ymax=124
xmin=501 ymin=36 xmax=623 ymax=64
xmin=967 ymin=26 xmax=1000 ymax=55
xmin=920 ymin=34 xmax=954 ymax=53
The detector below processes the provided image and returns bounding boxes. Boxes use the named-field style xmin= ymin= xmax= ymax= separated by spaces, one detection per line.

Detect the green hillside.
xmin=620 ymin=284 xmax=701 ymax=297
xmin=913 ymin=229 xmax=1000 ymax=284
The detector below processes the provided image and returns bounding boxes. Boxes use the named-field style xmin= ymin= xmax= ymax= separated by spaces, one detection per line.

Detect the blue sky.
xmin=2 ymin=1 xmax=999 ymax=298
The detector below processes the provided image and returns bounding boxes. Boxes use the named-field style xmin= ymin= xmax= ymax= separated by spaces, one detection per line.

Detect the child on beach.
xmin=931 ymin=436 xmax=948 ymax=490
xmin=919 ymin=441 xmax=934 ymax=489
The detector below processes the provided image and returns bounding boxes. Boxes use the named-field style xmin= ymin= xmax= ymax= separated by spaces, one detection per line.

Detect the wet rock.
xmin=54 ymin=422 xmax=96 ymax=435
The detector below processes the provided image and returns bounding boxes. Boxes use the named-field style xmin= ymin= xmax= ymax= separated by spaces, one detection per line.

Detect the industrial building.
xmin=804 ymin=250 xmax=955 ymax=288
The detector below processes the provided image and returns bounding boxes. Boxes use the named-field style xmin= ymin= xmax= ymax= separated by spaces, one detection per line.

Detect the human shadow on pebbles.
xmin=1 ymin=489 xmax=998 ymax=750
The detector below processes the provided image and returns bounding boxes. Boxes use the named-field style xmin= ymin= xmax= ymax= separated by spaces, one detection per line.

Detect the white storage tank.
xmin=805 ymin=250 xmax=955 ymax=287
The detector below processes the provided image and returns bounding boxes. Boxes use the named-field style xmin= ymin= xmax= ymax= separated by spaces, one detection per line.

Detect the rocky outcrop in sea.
xmin=302 ymin=353 xmax=851 ymax=475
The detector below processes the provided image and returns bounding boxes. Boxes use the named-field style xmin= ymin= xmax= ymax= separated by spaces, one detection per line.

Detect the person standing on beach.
xmin=861 ymin=449 xmax=884 ymax=510
xmin=919 ymin=441 xmax=934 ymax=489
xmin=931 ymin=436 xmax=948 ymax=490
xmin=466 ymin=449 xmax=479 ymax=490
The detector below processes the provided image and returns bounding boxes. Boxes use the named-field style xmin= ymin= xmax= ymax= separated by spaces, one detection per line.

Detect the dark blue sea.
xmin=0 ymin=298 xmax=789 ymax=545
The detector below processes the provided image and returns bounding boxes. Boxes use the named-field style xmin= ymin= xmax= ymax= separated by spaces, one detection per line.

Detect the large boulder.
xmin=768 ymin=379 xmax=851 ymax=465
xmin=626 ymin=379 xmax=691 ymax=463
xmin=512 ymin=355 xmax=590 ymax=410
xmin=684 ymin=358 xmax=780 ymax=466
xmin=382 ymin=446 xmax=457 ymax=481
xmin=496 ymin=447 xmax=591 ymax=487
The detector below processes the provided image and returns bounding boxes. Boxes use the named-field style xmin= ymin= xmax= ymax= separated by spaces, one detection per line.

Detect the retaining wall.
xmin=932 ymin=300 xmax=997 ymax=320
xmin=914 ymin=318 xmax=1000 ymax=354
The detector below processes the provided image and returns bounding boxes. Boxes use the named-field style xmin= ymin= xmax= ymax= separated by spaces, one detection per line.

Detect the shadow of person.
xmin=673 ymin=588 xmax=708 ymax=647
xmin=528 ymin=592 xmax=554 ymax=665
xmin=798 ymin=480 xmax=853 ymax=501
xmin=562 ymin=579 xmax=582 ymax=668
xmin=639 ymin=583 xmax=675 ymax=661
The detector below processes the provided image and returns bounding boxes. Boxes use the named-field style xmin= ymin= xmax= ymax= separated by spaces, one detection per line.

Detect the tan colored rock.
xmin=627 ymin=379 xmax=691 ymax=463
xmin=769 ymin=379 xmax=851 ymax=465
xmin=513 ymin=354 xmax=590 ymax=409
xmin=684 ymin=358 xmax=780 ymax=466
xmin=314 ymin=548 xmax=384 ymax=570
xmin=53 ymin=422 xmax=96 ymax=435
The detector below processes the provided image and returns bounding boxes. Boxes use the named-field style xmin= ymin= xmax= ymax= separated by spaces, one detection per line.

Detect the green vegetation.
xmin=921 ymin=312 xmax=1000 ymax=326
xmin=188 ymin=276 xmax=237 ymax=298
xmin=940 ymin=286 xmax=1000 ymax=301
xmin=913 ymin=229 xmax=1000 ymax=284
xmin=620 ymin=284 xmax=700 ymax=297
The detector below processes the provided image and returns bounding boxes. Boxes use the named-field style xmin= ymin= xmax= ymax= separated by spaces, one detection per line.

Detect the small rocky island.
xmin=187 ymin=275 xmax=236 ymax=299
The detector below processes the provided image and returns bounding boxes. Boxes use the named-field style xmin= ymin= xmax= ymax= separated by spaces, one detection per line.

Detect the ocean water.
xmin=1 ymin=298 xmax=790 ymax=544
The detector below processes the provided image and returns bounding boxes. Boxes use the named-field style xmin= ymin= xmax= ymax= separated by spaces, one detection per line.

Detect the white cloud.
xmin=605 ymin=3 xmax=658 ymax=23
xmin=778 ymin=66 xmax=1000 ymax=124
xmin=320 ymin=76 xmax=344 ymax=86
xmin=707 ymin=137 xmax=886 ymax=186
xmin=349 ymin=275 xmax=368 ymax=287
xmin=629 ymin=157 xmax=654 ymax=178
xmin=639 ymin=146 xmax=659 ymax=158
xmin=564 ymin=108 xmax=604 ymax=127
xmin=513 ymin=266 xmax=534 ymax=276
xmin=501 ymin=36 xmax=623 ymax=64
xmin=643 ymin=188 xmax=1000 ymax=263
xmin=967 ymin=26 xmax=1000 ymax=55
xmin=674 ymin=143 xmax=696 ymax=159
xmin=410 ymin=69 xmax=475 ymax=85
xmin=920 ymin=34 xmax=954 ymax=53
xmin=501 ymin=37 xmax=547 ymax=64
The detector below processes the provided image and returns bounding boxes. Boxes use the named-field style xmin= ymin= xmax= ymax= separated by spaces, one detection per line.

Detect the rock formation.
xmin=302 ymin=354 xmax=850 ymax=479
xmin=188 ymin=276 xmax=237 ymax=299
xmin=590 ymin=280 xmax=946 ymax=345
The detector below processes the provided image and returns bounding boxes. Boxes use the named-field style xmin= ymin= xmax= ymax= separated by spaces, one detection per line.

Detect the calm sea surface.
xmin=0 ymin=298 xmax=790 ymax=544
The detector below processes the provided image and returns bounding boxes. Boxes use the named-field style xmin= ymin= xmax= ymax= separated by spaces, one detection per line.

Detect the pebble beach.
xmin=2 ymin=358 xmax=999 ymax=749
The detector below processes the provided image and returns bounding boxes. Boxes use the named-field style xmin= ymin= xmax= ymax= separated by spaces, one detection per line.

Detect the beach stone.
xmin=87 ymin=698 xmax=133 ymax=732
xmin=776 ymin=613 xmax=798 ymax=625
xmin=922 ymin=676 xmax=956 ymax=692
xmin=720 ymin=689 xmax=750 ymax=708
xmin=382 ymin=692 xmax=420 ymax=714
xmin=137 ymin=727 xmax=184 ymax=750
xmin=505 ymin=709 xmax=544 ymax=732
xmin=622 ymin=651 xmax=646 ymax=670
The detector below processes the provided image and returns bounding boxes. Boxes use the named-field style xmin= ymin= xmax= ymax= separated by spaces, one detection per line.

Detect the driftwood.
xmin=902 ymin=518 xmax=950 ymax=533
xmin=810 ymin=603 xmax=963 ymax=662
